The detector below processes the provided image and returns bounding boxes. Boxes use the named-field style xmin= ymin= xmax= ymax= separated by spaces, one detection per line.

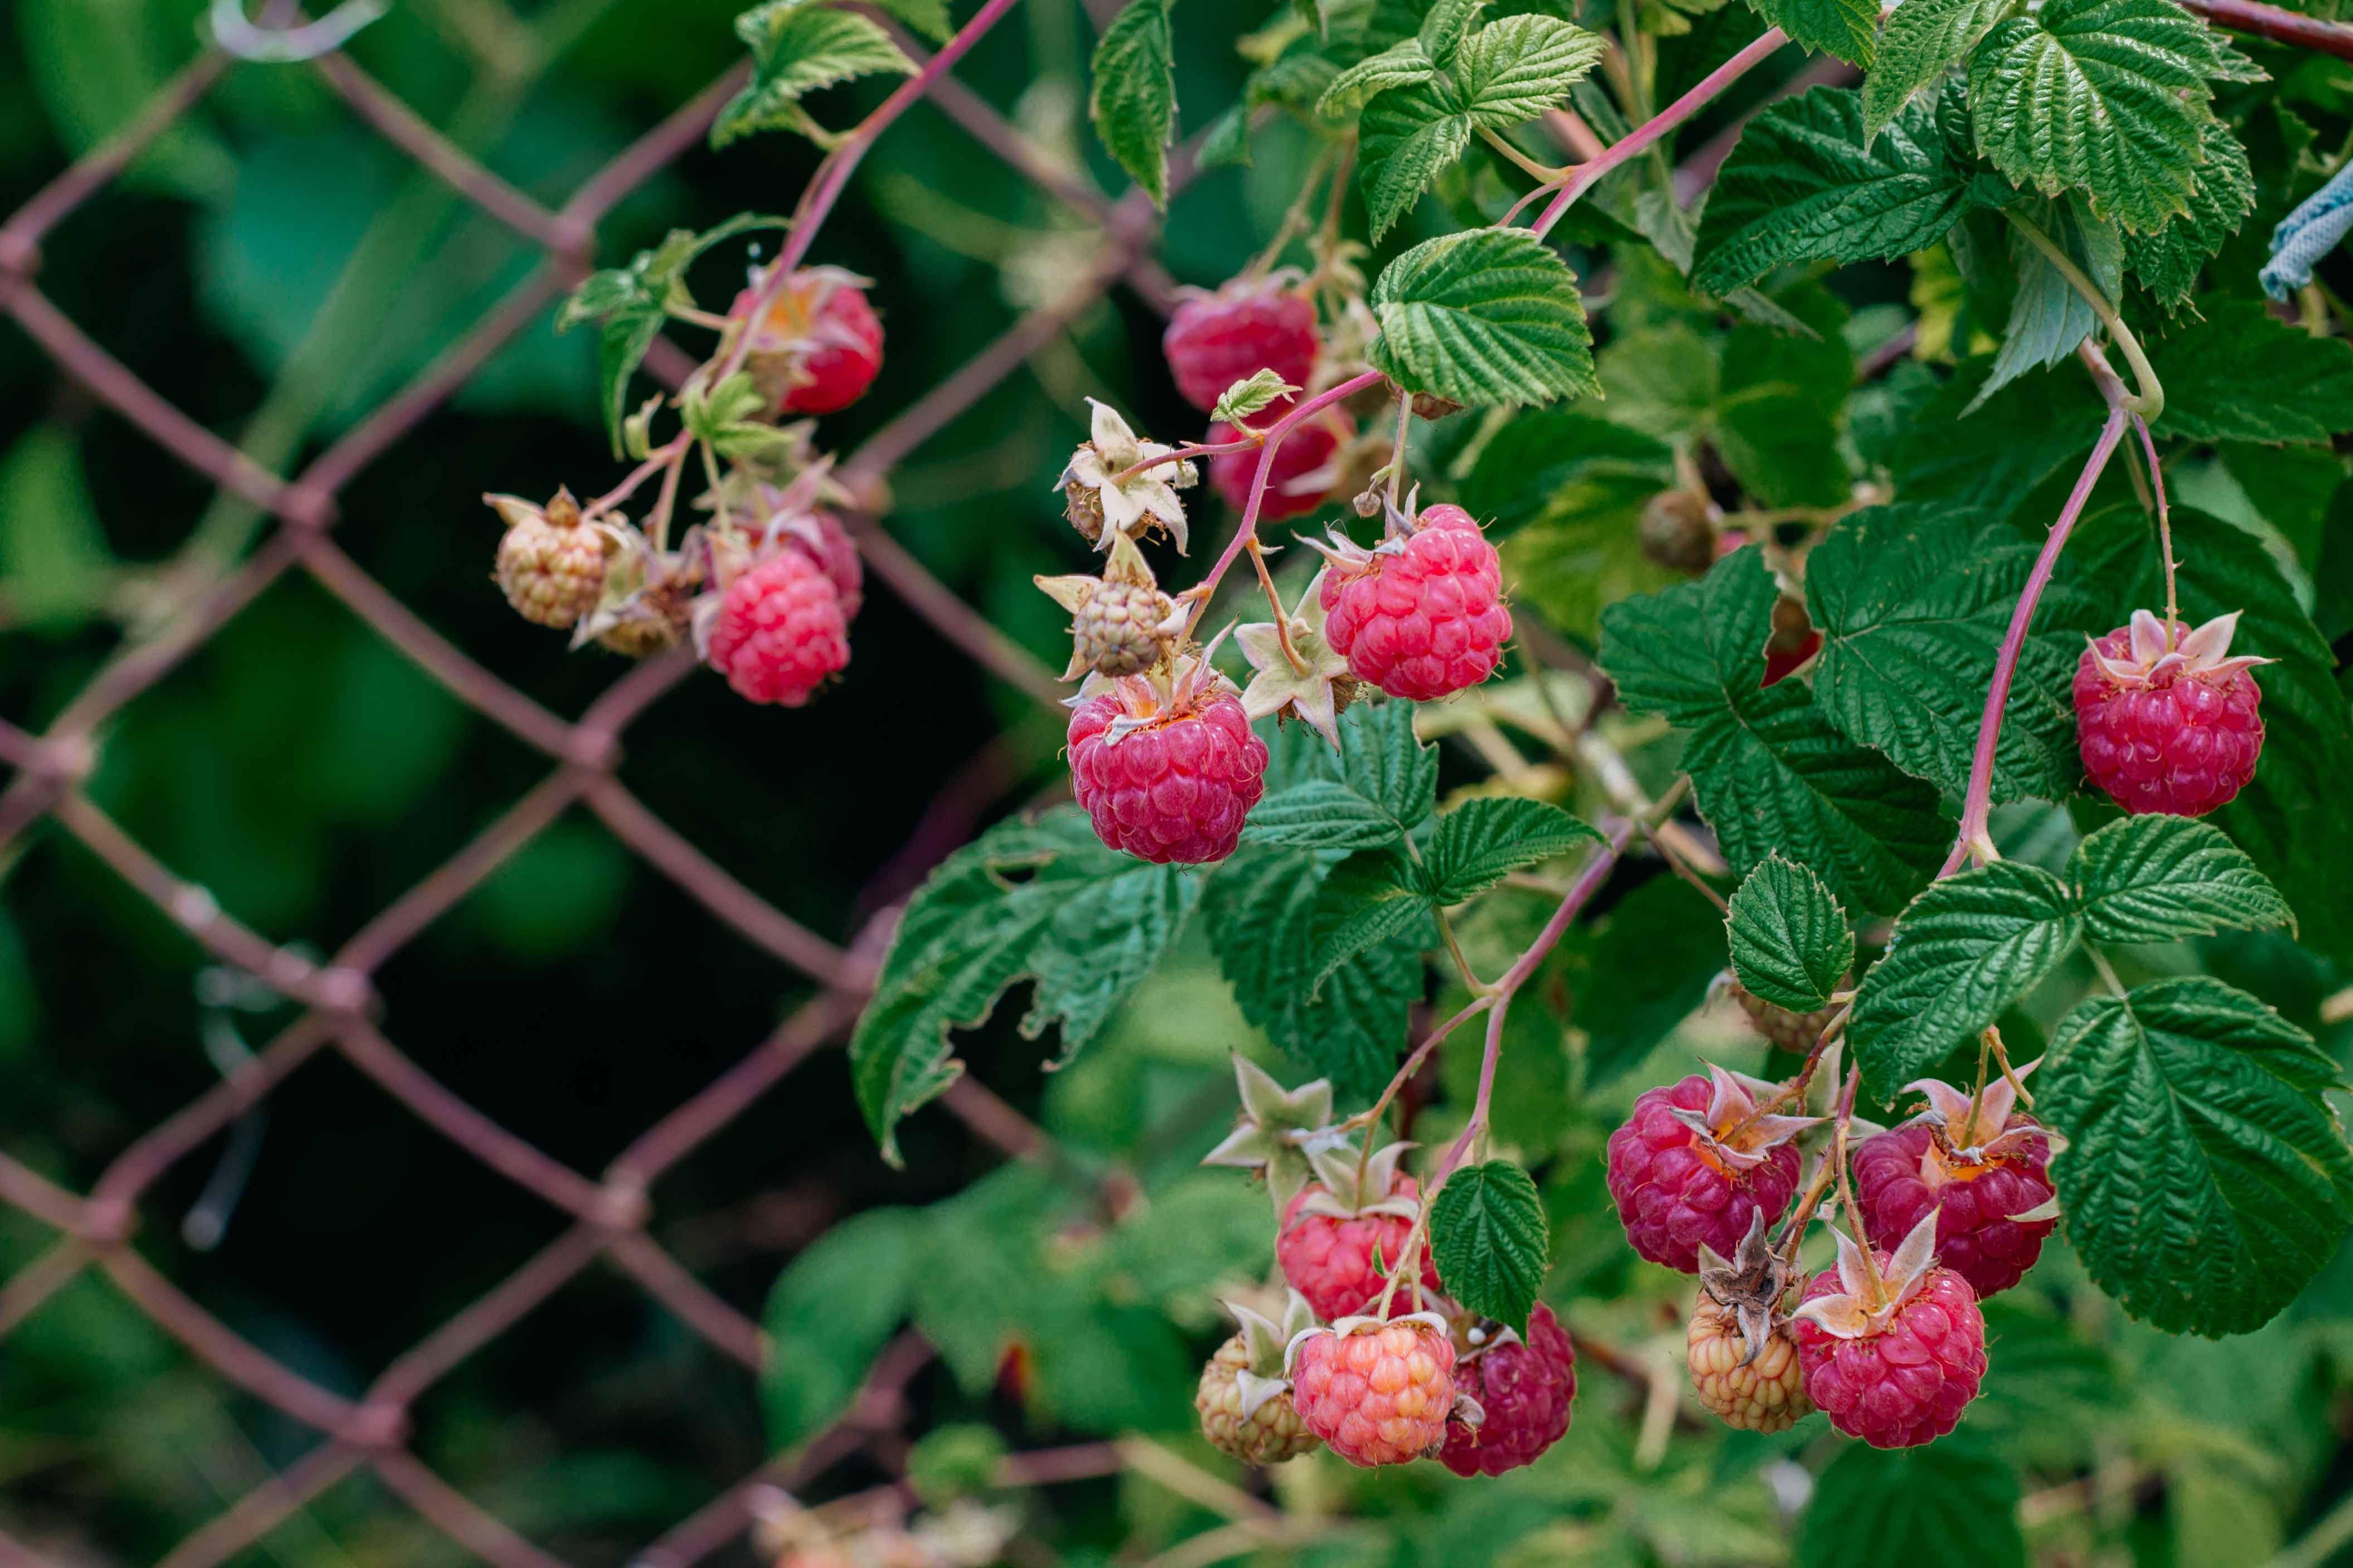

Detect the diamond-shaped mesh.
xmin=0 ymin=11 xmax=1168 ymax=1561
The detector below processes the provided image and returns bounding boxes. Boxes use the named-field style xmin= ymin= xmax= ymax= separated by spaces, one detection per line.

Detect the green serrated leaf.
xmin=1884 ymin=356 xmax=2106 ymax=514
xmin=1806 ymin=502 xmax=2095 ymax=802
xmin=1725 ymin=854 xmax=1853 ymax=1013
xmin=1210 ymin=368 xmax=1300 ymax=424
xmin=1430 ymin=1160 xmax=1549 ymax=1334
xmin=1967 ymin=0 xmax=2220 ymax=235
xmin=1208 ymin=847 xmax=1425 ymax=1102
xmin=1243 ymin=779 xmax=1409 ymax=849
xmin=1418 ymin=0 xmax=1485 ymax=64
xmin=868 ymin=0 xmax=951 ymax=41
xmin=715 ymin=2 xmax=916 ymax=147
xmin=1359 ymin=79 xmax=1475 ymax=240
xmin=1369 ymin=228 xmax=1598 ymax=407
xmin=2146 ymin=298 xmax=2353 ymax=444
xmin=1091 ymin=0 xmax=1178 ymax=206
xmin=1690 ymin=87 xmax=1976 ymax=300
xmin=2066 ymin=815 xmax=2293 ymax=943
xmin=1746 ymin=0 xmax=1875 ymax=65
xmin=1319 ymin=37 xmax=1437 ymax=115
xmin=760 ymin=1207 xmax=921 ymax=1449
xmin=1862 ymin=0 xmax=2009 ymax=144
xmin=1799 ymin=1438 xmax=2026 ymax=1568
xmin=2123 ymin=119 xmax=2253 ymax=312
xmin=1426 ymin=798 xmax=1601 ymax=904
xmin=2073 ymin=504 xmax=2353 ymax=964
xmin=1454 ymin=14 xmax=1607 ymax=125
xmin=1600 ymin=547 xmax=1947 ymax=915
xmin=1848 ymin=860 xmax=2081 ymax=1098
xmin=1310 ymin=848 xmax=1437 ymax=994
xmin=1973 ymin=196 xmax=2118 ymax=410
xmin=849 ymin=809 xmax=1195 ymax=1163
xmin=2041 ymin=977 xmax=2353 ymax=1336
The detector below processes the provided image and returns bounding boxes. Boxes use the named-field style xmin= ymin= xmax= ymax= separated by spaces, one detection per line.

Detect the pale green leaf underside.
xmin=1430 ymin=1160 xmax=1550 ymax=1335
xmin=1090 ymin=0 xmax=1177 ymax=206
xmin=1369 ymin=229 xmax=1598 ymax=407
xmin=715 ymin=4 xmax=914 ymax=146
xmin=1726 ymin=853 xmax=1854 ymax=1013
xmin=2041 ymin=978 xmax=2353 ymax=1336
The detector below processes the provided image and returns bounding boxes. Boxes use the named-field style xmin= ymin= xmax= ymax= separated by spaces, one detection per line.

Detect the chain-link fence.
xmin=0 ymin=4 xmax=1182 ymax=1558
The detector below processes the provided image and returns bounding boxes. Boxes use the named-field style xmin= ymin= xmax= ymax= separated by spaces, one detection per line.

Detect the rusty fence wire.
xmin=0 ymin=6 xmax=1190 ymax=1561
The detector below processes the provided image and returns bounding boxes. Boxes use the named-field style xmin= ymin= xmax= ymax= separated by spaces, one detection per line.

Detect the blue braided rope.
xmin=2262 ymin=156 xmax=2353 ymax=300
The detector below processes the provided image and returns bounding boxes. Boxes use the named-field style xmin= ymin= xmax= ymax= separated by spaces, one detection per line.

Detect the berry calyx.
xmin=704 ymin=550 xmax=850 ymax=706
xmin=1312 ymin=497 xmax=1513 ymax=702
xmin=1852 ymin=1064 xmax=2058 ymax=1302
xmin=1163 ymin=276 xmax=1319 ymax=413
xmin=1207 ymin=404 xmax=1348 ymax=521
xmin=1287 ymin=1313 xmax=1464 ymax=1467
xmin=1438 ymin=1304 xmax=1577 ymax=1476
xmin=2074 ymin=609 xmax=2268 ymax=817
xmin=1275 ymin=1141 xmax=1439 ymax=1321
xmin=1604 ymin=1065 xmax=1818 ymax=1274
xmin=1790 ymin=1212 xmax=1988 ymax=1449
xmin=1066 ymin=653 xmax=1269 ymax=865
xmin=1200 ymin=1056 xmax=1338 ymax=1216
xmin=732 ymin=267 xmax=884 ymax=416
xmin=1196 ymin=1292 xmax=1323 ymax=1464
xmin=489 ymin=489 xmax=610 ymax=628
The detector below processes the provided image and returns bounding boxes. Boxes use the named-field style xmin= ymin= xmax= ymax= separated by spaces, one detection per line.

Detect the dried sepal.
xmin=1788 ymin=1210 xmax=1942 ymax=1341
xmin=1237 ymin=566 xmax=1361 ymax=750
xmin=1054 ymin=399 xmax=1198 ymax=554
xmin=1900 ymin=1058 xmax=2065 ymax=1166
xmin=1664 ymin=1062 xmax=1824 ymax=1173
xmin=1694 ymin=1209 xmax=1790 ymax=1366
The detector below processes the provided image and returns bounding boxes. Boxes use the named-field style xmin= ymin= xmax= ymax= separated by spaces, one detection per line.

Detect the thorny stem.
xmin=2010 ymin=214 xmax=2165 ymax=423
xmin=1940 ymin=377 xmax=2131 ymax=877
xmin=2131 ymin=411 xmax=2180 ymax=647
xmin=1182 ymin=369 xmax=1387 ymax=638
xmin=715 ymin=0 xmax=1027 ymax=386
xmin=1519 ymin=28 xmax=1788 ymax=240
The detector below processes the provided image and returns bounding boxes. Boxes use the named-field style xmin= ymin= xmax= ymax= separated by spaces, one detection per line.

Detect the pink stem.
xmin=1939 ymin=405 xmax=2128 ymax=876
xmin=2130 ymin=411 xmax=2178 ymax=644
xmin=716 ymin=0 xmax=1027 ymax=382
xmin=1526 ymin=27 xmax=1787 ymax=240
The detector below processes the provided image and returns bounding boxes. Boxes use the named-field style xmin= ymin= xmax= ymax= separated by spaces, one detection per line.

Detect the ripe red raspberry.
xmin=706 ymin=551 xmax=849 ymax=706
xmin=1207 ymin=403 xmax=1348 ymax=521
xmin=732 ymin=268 xmax=884 ymax=416
xmin=1792 ymin=1213 xmax=1987 ymax=1449
xmin=1195 ymin=1294 xmax=1321 ymax=1464
xmin=1438 ymin=1305 xmax=1576 ymax=1476
xmin=1315 ymin=502 xmax=1512 ymax=701
xmin=490 ymin=490 xmax=607 ymax=628
xmin=1852 ymin=1069 xmax=2055 ymax=1302
xmin=1163 ymin=276 xmax=1319 ymax=412
xmin=780 ymin=509 xmax=863 ymax=622
xmin=1289 ymin=1315 xmax=1457 ymax=1467
xmin=2075 ymin=609 xmax=2267 ymax=817
xmin=1275 ymin=1142 xmax=1438 ymax=1320
xmin=1604 ymin=1066 xmax=1816 ymax=1274
xmin=1067 ymin=655 xmax=1269 ymax=864
xmin=1687 ymin=1299 xmax=1812 ymax=1433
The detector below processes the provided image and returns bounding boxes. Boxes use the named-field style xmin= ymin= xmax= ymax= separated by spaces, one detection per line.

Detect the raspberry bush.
xmin=66 ymin=0 xmax=2339 ymax=1551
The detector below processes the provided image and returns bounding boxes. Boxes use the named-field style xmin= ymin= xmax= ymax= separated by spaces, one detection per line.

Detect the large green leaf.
xmin=715 ymin=0 xmax=915 ymax=145
xmin=1359 ymin=80 xmax=1476 ymax=240
xmin=1452 ymin=15 xmax=1607 ymax=123
xmin=1848 ymin=860 xmax=2081 ymax=1097
xmin=2041 ymin=978 xmax=2353 ymax=1335
xmin=1426 ymin=798 xmax=1601 ymax=904
xmin=1974 ymin=196 xmax=2120 ymax=410
xmin=1090 ymin=0 xmax=1179 ymax=206
xmin=1862 ymin=0 xmax=2010 ymax=145
xmin=1725 ymin=855 xmax=1853 ymax=1013
xmin=1311 ymin=848 xmax=1438 ymax=992
xmin=2146 ymin=298 xmax=2353 ymax=444
xmin=1800 ymin=1438 xmax=2026 ymax=1568
xmin=1369 ymin=229 xmax=1599 ymax=407
xmin=1600 ymin=547 xmax=1947 ymax=914
xmin=1207 ymin=848 xmax=1425 ymax=1103
xmin=1747 ymin=0 xmax=1877 ymax=65
xmin=2123 ymin=119 xmax=2253 ymax=312
xmin=1806 ymin=502 xmax=2095 ymax=802
xmin=1966 ymin=0 xmax=2223 ymax=235
xmin=2066 ymin=814 xmax=2293 ymax=943
xmin=1884 ymin=358 xmax=2105 ymax=516
xmin=1430 ymin=1159 xmax=1550 ymax=1335
xmin=2073 ymin=504 xmax=2353 ymax=964
xmin=849 ymin=809 xmax=1200 ymax=1163
xmin=1692 ymin=87 xmax=1976 ymax=298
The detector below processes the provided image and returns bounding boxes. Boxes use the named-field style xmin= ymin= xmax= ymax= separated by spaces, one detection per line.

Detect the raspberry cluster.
xmin=1316 ymin=502 xmax=1513 ymax=701
xmin=1439 ymin=1305 xmax=1577 ymax=1477
xmin=1067 ymin=674 xmax=1269 ymax=865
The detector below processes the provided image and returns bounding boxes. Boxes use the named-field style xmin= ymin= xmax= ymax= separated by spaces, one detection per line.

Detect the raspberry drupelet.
xmin=1313 ymin=499 xmax=1513 ymax=701
xmin=1288 ymin=1314 xmax=1460 ymax=1467
xmin=705 ymin=551 xmax=849 ymax=706
xmin=1791 ymin=1212 xmax=1988 ymax=1449
xmin=2074 ymin=609 xmax=2267 ymax=817
xmin=1605 ymin=1065 xmax=1818 ymax=1274
xmin=1439 ymin=1304 xmax=1577 ymax=1475
xmin=1852 ymin=1064 xmax=2057 ymax=1302
xmin=1066 ymin=653 xmax=1269 ymax=865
